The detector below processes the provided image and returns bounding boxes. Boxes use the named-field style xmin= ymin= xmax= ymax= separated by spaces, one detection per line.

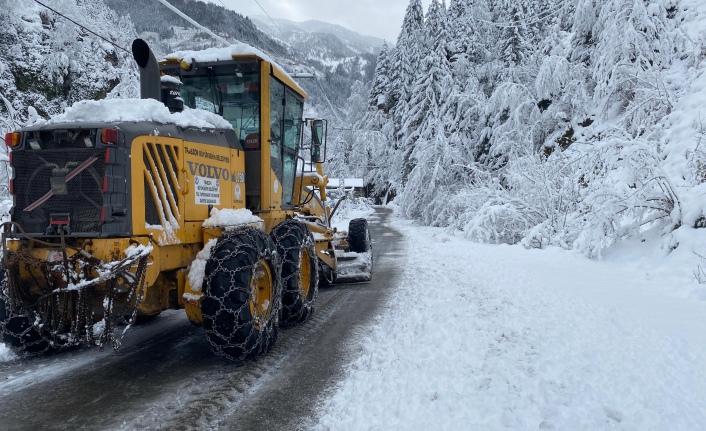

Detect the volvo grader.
xmin=0 ymin=39 xmax=372 ymax=361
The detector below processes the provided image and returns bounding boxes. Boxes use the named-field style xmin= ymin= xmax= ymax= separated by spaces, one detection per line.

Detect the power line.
xmin=154 ymin=0 xmax=232 ymax=46
xmin=252 ymin=0 xmax=283 ymax=36
xmin=33 ymin=0 xmax=130 ymax=53
xmin=315 ymin=78 xmax=343 ymax=125
xmin=214 ymin=0 xmax=281 ymax=55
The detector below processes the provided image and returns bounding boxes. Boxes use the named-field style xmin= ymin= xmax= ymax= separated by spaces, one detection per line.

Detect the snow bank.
xmin=316 ymin=219 xmax=706 ymax=430
xmin=329 ymin=196 xmax=374 ymax=232
xmin=0 ymin=343 xmax=16 ymax=362
xmin=34 ymin=98 xmax=232 ymax=129
xmin=0 ymin=198 xmax=11 ymax=223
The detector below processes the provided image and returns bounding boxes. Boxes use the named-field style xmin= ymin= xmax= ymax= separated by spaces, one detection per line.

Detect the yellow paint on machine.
xmin=131 ymin=136 xmax=248 ymax=246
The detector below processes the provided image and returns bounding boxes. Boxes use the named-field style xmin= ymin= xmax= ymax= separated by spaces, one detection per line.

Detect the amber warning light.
xmin=4 ymin=132 xmax=20 ymax=148
xmin=101 ymin=128 xmax=119 ymax=144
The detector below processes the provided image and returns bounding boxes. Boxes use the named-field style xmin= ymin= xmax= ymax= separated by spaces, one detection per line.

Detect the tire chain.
xmin=271 ymin=220 xmax=319 ymax=326
xmin=0 ymin=245 xmax=151 ymax=354
xmin=201 ymin=227 xmax=282 ymax=362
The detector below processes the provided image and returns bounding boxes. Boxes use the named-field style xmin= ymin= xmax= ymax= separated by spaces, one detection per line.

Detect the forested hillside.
xmin=104 ymin=0 xmax=288 ymax=58
xmin=0 ymin=0 xmax=139 ymax=197
xmin=0 ymin=0 xmax=376 ymax=161
xmin=104 ymin=0 xmax=376 ymax=137
xmin=0 ymin=0 xmax=138 ymax=125
xmin=348 ymin=0 xmax=706 ymax=258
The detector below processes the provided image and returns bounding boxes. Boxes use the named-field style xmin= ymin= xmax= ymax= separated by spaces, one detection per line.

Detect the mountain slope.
xmin=251 ymin=16 xmax=387 ymax=55
xmin=104 ymin=0 xmax=288 ymax=58
xmin=103 ymin=0 xmax=378 ymax=124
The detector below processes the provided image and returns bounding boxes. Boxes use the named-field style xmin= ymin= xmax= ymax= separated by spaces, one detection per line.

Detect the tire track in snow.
xmin=111 ymin=287 xmax=351 ymax=431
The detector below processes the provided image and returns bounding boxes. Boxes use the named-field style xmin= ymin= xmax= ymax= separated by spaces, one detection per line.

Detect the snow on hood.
xmin=34 ymin=98 xmax=232 ymax=129
xmin=164 ymin=43 xmax=305 ymax=96
xmin=202 ymin=207 xmax=263 ymax=228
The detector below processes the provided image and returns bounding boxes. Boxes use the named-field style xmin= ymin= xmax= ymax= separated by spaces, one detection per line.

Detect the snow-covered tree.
xmin=0 ymin=0 xmax=139 ymax=200
xmin=398 ymin=0 xmax=457 ymax=220
xmin=389 ymin=0 xmax=425 ymax=141
xmin=368 ymin=42 xmax=392 ymax=111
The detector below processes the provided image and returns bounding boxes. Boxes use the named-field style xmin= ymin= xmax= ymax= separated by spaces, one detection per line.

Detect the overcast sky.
xmin=202 ymin=0 xmax=432 ymax=43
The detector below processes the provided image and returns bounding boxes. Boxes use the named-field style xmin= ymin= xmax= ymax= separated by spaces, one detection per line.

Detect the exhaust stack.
xmin=131 ymin=39 xmax=161 ymax=101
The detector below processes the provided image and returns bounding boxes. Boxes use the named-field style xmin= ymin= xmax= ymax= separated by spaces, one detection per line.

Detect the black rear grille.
xmin=12 ymin=148 xmax=107 ymax=235
xmin=144 ymin=177 xmax=160 ymax=225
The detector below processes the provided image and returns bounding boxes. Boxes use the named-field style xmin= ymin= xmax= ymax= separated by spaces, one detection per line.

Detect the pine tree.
xmin=403 ymin=0 xmax=451 ymax=135
xmin=399 ymin=0 xmax=456 ymax=220
xmin=368 ymin=42 xmax=391 ymax=111
xmin=389 ymin=0 xmax=425 ymax=141
xmin=499 ymin=6 xmax=528 ymax=81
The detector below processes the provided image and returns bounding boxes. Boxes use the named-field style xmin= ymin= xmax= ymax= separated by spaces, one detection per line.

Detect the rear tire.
xmin=271 ymin=220 xmax=318 ymax=326
xmin=201 ymin=227 xmax=281 ymax=361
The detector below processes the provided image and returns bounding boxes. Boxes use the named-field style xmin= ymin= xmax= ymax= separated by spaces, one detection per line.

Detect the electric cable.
xmin=32 ymin=0 xmax=130 ymax=53
xmin=215 ymin=0 xmax=282 ymax=55
xmin=252 ymin=0 xmax=283 ymax=36
xmin=153 ymin=0 xmax=233 ymax=46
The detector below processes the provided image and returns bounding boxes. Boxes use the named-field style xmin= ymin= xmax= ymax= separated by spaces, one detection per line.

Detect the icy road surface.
xmin=0 ymin=207 xmax=403 ymax=431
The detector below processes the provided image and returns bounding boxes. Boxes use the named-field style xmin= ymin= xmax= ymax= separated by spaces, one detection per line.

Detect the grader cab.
xmin=0 ymin=39 xmax=372 ymax=361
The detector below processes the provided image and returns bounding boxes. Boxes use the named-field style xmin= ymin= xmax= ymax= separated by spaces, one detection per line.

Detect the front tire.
xmin=271 ymin=220 xmax=318 ymax=326
xmin=201 ymin=227 xmax=281 ymax=361
xmin=348 ymin=218 xmax=371 ymax=253
xmin=347 ymin=218 xmax=373 ymax=282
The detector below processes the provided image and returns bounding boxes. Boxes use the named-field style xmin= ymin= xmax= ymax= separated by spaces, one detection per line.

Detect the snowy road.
xmin=0 ymin=207 xmax=403 ymax=431
xmin=315 ymin=218 xmax=706 ymax=430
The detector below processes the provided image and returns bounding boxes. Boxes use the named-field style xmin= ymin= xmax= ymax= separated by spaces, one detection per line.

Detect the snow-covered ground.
xmin=3 ymin=200 xmax=706 ymax=429
xmin=316 ymin=207 xmax=706 ymax=430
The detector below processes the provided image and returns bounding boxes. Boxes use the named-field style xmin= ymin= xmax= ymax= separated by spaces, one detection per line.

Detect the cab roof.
xmin=162 ymin=43 xmax=307 ymax=99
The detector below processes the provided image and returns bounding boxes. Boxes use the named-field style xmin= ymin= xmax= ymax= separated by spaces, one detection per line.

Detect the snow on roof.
xmin=35 ymin=98 xmax=232 ymax=130
xmin=327 ymin=178 xmax=365 ymax=188
xmin=164 ymin=43 xmax=305 ymax=96
xmin=160 ymin=74 xmax=182 ymax=85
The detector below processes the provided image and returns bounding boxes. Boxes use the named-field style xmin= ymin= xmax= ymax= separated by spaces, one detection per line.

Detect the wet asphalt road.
xmin=0 ymin=207 xmax=404 ymax=431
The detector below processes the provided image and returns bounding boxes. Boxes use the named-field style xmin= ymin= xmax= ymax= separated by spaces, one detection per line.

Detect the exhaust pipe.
xmin=131 ymin=39 xmax=161 ymax=101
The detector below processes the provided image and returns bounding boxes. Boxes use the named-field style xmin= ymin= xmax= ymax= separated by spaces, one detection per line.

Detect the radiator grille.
xmin=12 ymin=148 xmax=107 ymax=235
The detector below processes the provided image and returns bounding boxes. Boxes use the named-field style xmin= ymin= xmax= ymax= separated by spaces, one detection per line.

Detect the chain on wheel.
xmin=271 ymin=219 xmax=318 ymax=326
xmin=201 ymin=226 xmax=282 ymax=362
xmin=0 ymin=240 xmax=152 ymax=355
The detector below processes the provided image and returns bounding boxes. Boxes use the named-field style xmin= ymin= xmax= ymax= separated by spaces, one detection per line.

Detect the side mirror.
xmin=310 ymin=119 xmax=325 ymax=163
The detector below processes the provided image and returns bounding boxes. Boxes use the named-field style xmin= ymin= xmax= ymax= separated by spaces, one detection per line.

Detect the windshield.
xmin=179 ymin=62 xmax=260 ymax=149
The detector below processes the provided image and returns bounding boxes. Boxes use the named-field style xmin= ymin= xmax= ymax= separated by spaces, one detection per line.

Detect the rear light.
xmin=101 ymin=128 xmax=119 ymax=144
xmin=8 ymin=151 xmax=12 ymax=194
xmin=4 ymin=132 xmax=20 ymax=148
xmin=103 ymin=177 xmax=109 ymax=193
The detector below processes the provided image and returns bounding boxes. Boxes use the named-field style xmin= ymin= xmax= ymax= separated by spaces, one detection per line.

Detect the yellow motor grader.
xmin=0 ymin=39 xmax=372 ymax=361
